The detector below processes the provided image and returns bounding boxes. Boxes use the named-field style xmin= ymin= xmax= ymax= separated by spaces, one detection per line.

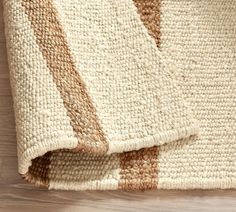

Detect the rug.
xmin=3 ymin=0 xmax=235 ymax=190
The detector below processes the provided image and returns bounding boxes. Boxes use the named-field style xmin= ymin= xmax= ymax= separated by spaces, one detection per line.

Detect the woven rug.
xmin=3 ymin=0 xmax=235 ymax=190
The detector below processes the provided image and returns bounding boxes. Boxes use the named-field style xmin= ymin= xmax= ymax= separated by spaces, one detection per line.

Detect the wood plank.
xmin=0 ymin=156 xmax=19 ymax=183
xmin=0 ymin=114 xmax=15 ymax=136
xmin=0 ymin=96 xmax=13 ymax=112
xmin=0 ymin=185 xmax=236 ymax=212
xmin=0 ymin=43 xmax=10 ymax=79
xmin=0 ymin=78 xmax=11 ymax=95
xmin=0 ymin=1 xmax=5 ymax=43
xmin=0 ymin=135 xmax=16 ymax=157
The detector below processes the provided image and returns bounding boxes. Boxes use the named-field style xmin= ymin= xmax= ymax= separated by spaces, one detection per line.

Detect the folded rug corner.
xmin=3 ymin=0 xmax=235 ymax=190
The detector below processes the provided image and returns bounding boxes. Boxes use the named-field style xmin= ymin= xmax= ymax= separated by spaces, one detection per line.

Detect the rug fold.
xmin=3 ymin=0 xmax=235 ymax=190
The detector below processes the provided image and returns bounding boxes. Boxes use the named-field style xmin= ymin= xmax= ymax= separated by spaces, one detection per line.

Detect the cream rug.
xmin=3 ymin=0 xmax=235 ymax=190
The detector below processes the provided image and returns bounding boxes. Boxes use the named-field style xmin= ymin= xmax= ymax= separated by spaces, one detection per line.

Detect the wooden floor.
xmin=0 ymin=2 xmax=235 ymax=212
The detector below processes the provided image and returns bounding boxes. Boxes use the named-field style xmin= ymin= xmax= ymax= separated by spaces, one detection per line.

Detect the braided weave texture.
xmin=3 ymin=0 xmax=235 ymax=190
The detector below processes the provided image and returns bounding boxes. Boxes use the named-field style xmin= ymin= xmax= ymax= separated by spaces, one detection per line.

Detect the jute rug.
xmin=3 ymin=0 xmax=235 ymax=190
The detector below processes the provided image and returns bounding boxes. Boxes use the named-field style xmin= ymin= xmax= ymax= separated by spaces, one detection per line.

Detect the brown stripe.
xmin=22 ymin=152 xmax=52 ymax=187
xmin=119 ymin=147 xmax=159 ymax=190
xmin=119 ymin=0 xmax=161 ymax=190
xmin=133 ymin=0 xmax=161 ymax=47
xmin=21 ymin=0 xmax=108 ymax=156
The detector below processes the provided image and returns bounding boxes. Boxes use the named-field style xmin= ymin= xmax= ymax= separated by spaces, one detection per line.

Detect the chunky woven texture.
xmin=3 ymin=0 xmax=235 ymax=190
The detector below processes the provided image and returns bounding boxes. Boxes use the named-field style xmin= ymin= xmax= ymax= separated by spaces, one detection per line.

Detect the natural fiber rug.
xmin=3 ymin=0 xmax=235 ymax=190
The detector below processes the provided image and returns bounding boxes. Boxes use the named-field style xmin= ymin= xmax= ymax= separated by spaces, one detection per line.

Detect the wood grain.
xmin=0 ymin=1 xmax=235 ymax=212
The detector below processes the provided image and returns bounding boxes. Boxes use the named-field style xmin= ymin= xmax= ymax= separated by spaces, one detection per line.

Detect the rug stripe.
xmin=22 ymin=152 xmax=52 ymax=187
xmin=21 ymin=0 xmax=108 ymax=156
xmin=119 ymin=147 xmax=159 ymax=190
xmin=119 ymin=0 xmax=161 ymax=190
xmin=133 ymin=0 xmax=161 ymax=47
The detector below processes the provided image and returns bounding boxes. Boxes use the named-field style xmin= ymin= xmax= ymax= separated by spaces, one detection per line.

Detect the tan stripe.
xmin=119 ymin=0 xmax=161 ymax=190
xmin=22 ymin=152 xmax=52 ymax=187
xmin=21 ymin=0 xmax=108 ymax=155
xmin=133 ymin=0 xmax=161 ymax=47
xmin=119 ymin=147 xmax=159 ymax=190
